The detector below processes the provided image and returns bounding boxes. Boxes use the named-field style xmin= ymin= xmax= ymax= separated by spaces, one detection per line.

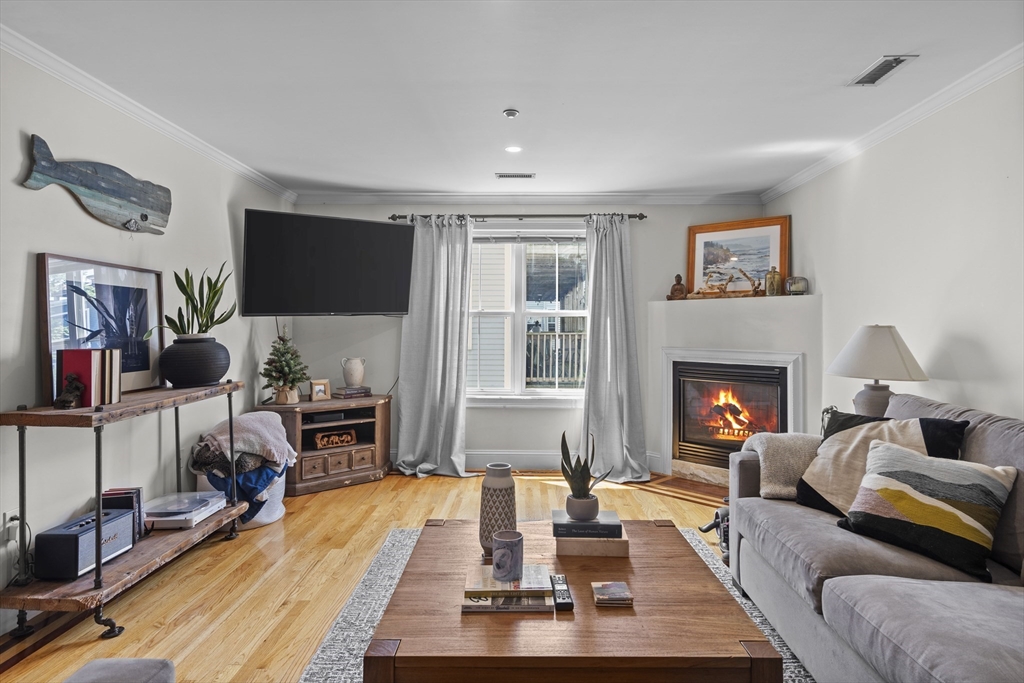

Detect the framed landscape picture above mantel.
xmin=38 ymin=253 xmax=164 ymax=404
xmin=686 ymin=216 xmax=791 ymax=296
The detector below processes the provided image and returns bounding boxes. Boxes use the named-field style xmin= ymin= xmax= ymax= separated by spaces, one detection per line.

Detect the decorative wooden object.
xmin=24 ymin=135 xmax=171 ymax=235
xmin=256 ymin=394 xmax=392 ymax=496
xmin=366 ymin=519 xmax=781 ymax=682
xmin=313 ymin=429 xmax=356 ymax=450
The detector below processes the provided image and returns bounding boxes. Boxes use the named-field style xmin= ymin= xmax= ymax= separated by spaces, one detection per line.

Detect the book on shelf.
xmin=461 ymin=595 xmax=555 ymax=613
xmin=592 ymin=581 xmax=633 ymax=607
xmin=552 ymin=509 xmax=622 ymax=538
xmin=332 ymin=386 xmax=371 ymax=399
xmin=555 ymin=525 xmax=629 ymax=557
xmin=464 ymin=563 xmax=552 ymax=597
xmin=103 ymin=486 xmax=144 ymax=543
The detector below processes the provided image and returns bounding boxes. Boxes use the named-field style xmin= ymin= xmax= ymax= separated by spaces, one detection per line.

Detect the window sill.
xmin=466 ymin=394 xmax=584 ymax=409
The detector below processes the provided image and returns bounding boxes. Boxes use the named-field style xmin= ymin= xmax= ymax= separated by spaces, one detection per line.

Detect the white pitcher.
xmin=341 ymin=357 xmax=366 ymax=387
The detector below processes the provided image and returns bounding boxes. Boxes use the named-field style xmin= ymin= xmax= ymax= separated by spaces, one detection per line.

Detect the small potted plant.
xmin=260 ymin=328 xmax=310 ymax=405
xmin=149 ymin=262 xmax=236 ymax=387
xmin=560 ymin=431 xmax=610 ymax=521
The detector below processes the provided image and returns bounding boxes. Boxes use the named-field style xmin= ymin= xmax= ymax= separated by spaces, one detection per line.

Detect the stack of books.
xmin=102 ymin=487 xmax=145 ymax=543
xmin=331 ymin=385 xmax=371 ymax=400
xmin=592 ymin=581 xmax=634 ymax=607
xmin=56 ymin=348 xmax=122 ymax=407
xmin=552 ymin=510 xmax=629 ymax=557
xmin=462 ymin=563 xmax=555 ymax=612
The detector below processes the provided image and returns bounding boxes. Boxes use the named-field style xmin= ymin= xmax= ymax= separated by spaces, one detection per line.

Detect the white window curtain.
xmin=395 ymin=214 xmax=474 ymax=477
xmin=579 ymin=214 xmax=649 ymax=482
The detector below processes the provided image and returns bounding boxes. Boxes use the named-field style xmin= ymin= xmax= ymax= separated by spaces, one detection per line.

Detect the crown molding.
xmin=761 ymin=43 xmax=1024 ymax=204
xmin=294 ymin=191 xmax=764 ymax=206
xmin=0 ymin=24 xmax=299 ymax=204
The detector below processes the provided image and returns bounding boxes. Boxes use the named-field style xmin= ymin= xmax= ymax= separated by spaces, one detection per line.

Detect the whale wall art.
xmin=23 ymin=134 xmax=171 ymax=235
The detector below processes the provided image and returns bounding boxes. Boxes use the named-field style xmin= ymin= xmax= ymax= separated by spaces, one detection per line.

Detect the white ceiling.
xmin=1 ymin=1 xmax=1022 ymax=202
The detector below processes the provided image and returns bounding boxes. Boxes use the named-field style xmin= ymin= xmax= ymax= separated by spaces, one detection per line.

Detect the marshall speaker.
xmin=34 ymin=508 xmax=134 ymax=581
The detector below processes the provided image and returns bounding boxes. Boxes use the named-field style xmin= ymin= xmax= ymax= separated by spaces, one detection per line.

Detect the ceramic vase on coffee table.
xmin=479 ymin=462 xmax=516 ymax=557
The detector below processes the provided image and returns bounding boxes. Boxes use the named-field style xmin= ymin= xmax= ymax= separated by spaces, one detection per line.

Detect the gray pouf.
xmin=65 ymin=658 xmax=175 ymax=683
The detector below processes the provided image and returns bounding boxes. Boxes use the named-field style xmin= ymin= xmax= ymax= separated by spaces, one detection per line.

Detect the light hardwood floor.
xmin=4 ymin=473 xmax=724 ymax=683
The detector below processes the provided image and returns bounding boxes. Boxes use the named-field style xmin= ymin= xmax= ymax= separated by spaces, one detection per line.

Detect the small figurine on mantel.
xmin=666 ymin=274 xmax=688 ymax=300
xmin=53 ymin=373 xmax=86 ymax=409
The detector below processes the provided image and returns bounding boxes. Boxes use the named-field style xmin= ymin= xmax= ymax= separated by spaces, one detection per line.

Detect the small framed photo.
xmin=310 ymin=379 xmax=331 ymax=401
xmin=686 ymin=216 xmax=791 ymax=295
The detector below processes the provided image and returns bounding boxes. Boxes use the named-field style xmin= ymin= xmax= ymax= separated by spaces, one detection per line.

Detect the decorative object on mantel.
xmin=39 ymin=254 xmax=164 ymax=404
xmin=478 ymin=462 xmax=516 ymax=557
xmin=685 ymin=216 xmax=791 ymax=298
xmin=666 ymin=274 xmax=688 ymax=300
xmin=560 ymin=431 xmax=610 ymax=521
xmin=310 ymin=379 xmax=331 ymax=402
xmin=23 ymin=135 xmax=171 ymax=235
xmin=826 ymin=324 xmax=928 ymax=416
xmin=341 ymin=357 xmax=366 ymax=387
xmin=147 ymin=263 xmax=235 ymax=388
xmin=260 ymin=327 xmax=311 ymax=405
xmin=765 ymin=266 xmax=783 ymax=296
xmin=785 ymin=276 xmax=809 ymax=295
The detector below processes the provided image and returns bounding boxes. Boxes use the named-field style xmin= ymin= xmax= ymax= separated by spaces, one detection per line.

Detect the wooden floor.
xmin=3 ymin=472 xmax=725 ymax=683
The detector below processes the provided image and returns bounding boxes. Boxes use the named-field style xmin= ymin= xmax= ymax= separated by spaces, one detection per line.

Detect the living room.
xmin=0 ymin=2 xmax=1021 ymax=682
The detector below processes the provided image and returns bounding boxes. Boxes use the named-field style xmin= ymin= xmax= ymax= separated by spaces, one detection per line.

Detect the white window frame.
xmin=467 ymin=222 xmax=587 ymax=408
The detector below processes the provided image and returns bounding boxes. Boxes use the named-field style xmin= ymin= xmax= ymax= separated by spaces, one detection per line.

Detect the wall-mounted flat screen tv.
xmin=242 ymin=209 xmax=415 ymax=316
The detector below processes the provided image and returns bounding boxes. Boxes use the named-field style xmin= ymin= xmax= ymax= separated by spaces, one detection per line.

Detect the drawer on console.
xmin=352 ymin=447 xmax=375 ymax=469
xmin=301 ymin=455 xmax=327 ymax=479
xmin=328 ymin=452 xmax=351 ymax=473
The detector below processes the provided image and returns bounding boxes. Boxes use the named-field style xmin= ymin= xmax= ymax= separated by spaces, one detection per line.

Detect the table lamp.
xmin=826 ymin=325 xmax=928 ymax=416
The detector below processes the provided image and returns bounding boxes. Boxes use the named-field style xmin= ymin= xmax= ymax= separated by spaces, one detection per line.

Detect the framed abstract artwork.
xmin=686 ymin=216 xmax=791 ymax=295
xmin=38 ymin=253 xmax=164 ymax=404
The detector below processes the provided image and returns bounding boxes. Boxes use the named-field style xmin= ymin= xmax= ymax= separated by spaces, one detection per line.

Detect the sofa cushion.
xmin=734 ymin=497 xmax=999 ymax=613
xmin=886 ymin=394 xmax=1024 ymax=574
xmin=822 ymin=408 xmax=890 ymax=441
xmin=797 ymin=417 xmax=969 ymax=517
xmin=823 ymin=576 xmax=1024 ymax=683
xmin=840 ymin=440 xmax=1017 ymax=581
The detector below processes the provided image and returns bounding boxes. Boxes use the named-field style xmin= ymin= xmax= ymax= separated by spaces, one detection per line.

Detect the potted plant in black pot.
xmin=560 ymin=431 xmax=610 ymax=521
xmin=147 ymin=262 xmax=236 ymax=387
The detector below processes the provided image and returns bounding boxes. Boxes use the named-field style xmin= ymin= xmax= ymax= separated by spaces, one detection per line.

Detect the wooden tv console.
xmin=256 ymin=394 xmax=392 ymax=496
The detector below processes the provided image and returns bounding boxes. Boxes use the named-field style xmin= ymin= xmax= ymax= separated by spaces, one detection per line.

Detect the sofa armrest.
xmin=730 ymin=451 xmax=761 ymax=501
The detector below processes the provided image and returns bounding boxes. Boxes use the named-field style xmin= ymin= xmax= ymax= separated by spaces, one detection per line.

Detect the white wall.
xmin=292 ymin=203 xmax=759 ymax=468
xmin=768 ymin=68 xmax=1024 ymax=419
xmin=0 ymin=52 xmax=292 ymax=624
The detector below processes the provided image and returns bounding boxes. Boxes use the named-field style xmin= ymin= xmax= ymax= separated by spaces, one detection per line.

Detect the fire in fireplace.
xmin=674 ymin=362 xmax=787 ymax=469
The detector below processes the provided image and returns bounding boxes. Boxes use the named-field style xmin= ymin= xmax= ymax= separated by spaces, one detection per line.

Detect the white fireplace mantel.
xmin=646 ymin=296 xmax=823 ymax=475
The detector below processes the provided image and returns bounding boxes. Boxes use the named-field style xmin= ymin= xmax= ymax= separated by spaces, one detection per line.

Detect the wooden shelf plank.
xmin=0 ymin=382 xmax=245 ymax=428
xmin=258 ymin=395 xmax=389 ymax=414
xmin=301 ymin=417 xmax=375 ymax=430
xmin=0 ymin=504 xmax=248 ymax=612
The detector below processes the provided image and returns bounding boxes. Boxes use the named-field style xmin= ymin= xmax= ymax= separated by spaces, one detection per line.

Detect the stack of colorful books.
xmin=552 ymin=510 xmax=629 ymax=557
xmin=331 ymin=385 xmax=371 ymax=399
xmin=462 ymin=563 xmax=554 ymax=612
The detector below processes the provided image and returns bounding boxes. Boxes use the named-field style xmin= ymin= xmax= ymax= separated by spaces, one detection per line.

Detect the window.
xmin=467 ymin=225 xmax=588 ymax=403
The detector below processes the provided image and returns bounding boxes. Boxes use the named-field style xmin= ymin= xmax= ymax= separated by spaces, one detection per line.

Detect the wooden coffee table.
xmin=364 ymin=519 xmax=781 ymax=682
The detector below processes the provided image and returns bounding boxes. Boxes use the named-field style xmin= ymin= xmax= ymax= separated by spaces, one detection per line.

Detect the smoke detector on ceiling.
xmin=495 ymin=172 xmax=535 ymax=179
xmin=503 ymin=109 xmax=520 ymax=118
xmin=847 ymin=54 xmax=919 ymax=86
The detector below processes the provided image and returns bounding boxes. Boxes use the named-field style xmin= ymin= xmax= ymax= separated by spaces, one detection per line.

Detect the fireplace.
xmin=673 ymin=361 xmax=788 ymax=469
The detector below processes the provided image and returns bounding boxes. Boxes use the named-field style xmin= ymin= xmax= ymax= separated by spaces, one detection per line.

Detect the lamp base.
xmin=852 ymin=383 xmax=893 ymax=417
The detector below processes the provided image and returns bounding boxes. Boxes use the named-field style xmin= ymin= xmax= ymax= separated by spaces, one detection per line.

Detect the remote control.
xmin=550 ymin=574 xmax=574 ymax=611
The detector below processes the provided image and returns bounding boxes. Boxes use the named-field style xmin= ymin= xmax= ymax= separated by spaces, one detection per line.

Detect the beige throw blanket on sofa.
xmin=744 ymin=432 xmax=822 ymax=499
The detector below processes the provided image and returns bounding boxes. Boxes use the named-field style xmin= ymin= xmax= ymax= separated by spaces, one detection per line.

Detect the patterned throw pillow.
xmin=796 ymin=417 xmax=969 ymax=516
xmin=839 ymin=440 xmax=1017 ymax=581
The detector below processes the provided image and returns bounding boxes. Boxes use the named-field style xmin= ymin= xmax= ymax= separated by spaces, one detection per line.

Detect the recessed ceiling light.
xmin=503 ymin=109 xmax=519 ymax=118
xmin=505 ymin=146 xmax=522 ymax=153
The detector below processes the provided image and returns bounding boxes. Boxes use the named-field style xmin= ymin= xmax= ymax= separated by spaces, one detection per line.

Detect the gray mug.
xmin=491 ymin=530 xmax=524 ymax=582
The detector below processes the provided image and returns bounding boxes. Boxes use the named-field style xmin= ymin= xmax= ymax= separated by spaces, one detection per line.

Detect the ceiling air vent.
xmin=847 ymin=54 xmax=918 ymax=86
xmin=495 ymin=172 xmax=536 ymax=179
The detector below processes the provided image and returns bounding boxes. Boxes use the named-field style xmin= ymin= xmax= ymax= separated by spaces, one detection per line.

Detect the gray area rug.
xmin=300 ymin=526 xmax=814 ymax=683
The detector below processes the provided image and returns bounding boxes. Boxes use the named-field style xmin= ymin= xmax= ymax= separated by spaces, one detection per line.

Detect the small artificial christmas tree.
xmin=261 ymin=328 xmax=311 ymax=404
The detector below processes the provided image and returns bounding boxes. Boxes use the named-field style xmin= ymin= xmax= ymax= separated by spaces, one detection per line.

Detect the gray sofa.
xmin=729 ymin=394 xmax=1024 ymax=683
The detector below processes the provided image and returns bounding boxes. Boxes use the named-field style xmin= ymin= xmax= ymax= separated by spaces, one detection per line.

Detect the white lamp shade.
xmin=826 ymin=325 xmax=928 ymax=382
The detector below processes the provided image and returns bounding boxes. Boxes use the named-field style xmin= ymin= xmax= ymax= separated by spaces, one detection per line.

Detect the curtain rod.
xmin=387 ymin=213 xmax=647 ymax=222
